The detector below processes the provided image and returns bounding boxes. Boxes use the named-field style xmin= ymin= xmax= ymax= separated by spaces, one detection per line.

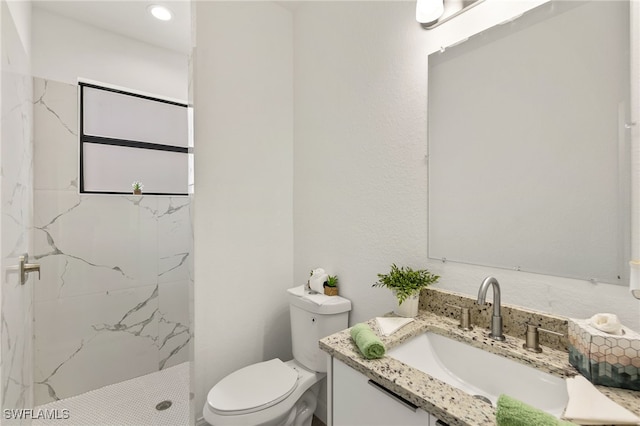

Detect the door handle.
xmin=11 ymin=254 xmax=41 ymax=285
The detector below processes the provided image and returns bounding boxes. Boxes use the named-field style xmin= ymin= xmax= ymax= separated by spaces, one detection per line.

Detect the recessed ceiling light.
xmin=148 ymin=5 xmax=173 ymax=21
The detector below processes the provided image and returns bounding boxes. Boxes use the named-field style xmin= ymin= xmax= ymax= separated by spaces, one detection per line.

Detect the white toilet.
xmin=203 ymin=286 xmax=351 ymax=426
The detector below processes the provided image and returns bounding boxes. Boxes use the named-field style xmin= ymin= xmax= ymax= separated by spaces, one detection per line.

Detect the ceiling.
xmin=33 ymin=0 xmax=192 ymax=54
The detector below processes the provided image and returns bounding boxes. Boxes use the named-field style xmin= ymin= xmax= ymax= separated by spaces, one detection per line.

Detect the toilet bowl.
xmin=203 ymin=286 xmax=351 ymax=426
xmin=203 ymin=359 xmax=323 ymax=426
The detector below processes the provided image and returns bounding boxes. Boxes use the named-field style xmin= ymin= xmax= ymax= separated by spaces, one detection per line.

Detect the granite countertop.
xmin=319 ymin=310 xmax=640 ymax=426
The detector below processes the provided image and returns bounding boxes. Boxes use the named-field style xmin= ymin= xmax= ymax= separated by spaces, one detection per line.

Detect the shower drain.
xmin=156 ymin=400 xmax=173 ymax=411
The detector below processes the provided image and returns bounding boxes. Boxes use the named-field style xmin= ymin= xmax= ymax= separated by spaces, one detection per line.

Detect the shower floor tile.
xmin=33 ymin=362 xmax=190 ymax=426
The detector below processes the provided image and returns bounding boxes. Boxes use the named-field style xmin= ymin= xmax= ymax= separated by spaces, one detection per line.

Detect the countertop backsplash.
xmin=421 ymin=287 xmax=569 ymax=352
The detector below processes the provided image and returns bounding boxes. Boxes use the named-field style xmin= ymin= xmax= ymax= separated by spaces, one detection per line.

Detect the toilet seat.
xmin=208 ymin=359 xmax=298 ymax=416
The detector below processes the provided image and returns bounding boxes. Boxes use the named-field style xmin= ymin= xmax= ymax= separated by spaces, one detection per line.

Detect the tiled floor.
xmin=33 ymin=362 xmax=190 ymax=426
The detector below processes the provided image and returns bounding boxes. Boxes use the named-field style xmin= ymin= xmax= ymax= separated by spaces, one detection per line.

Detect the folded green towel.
xmin=350 ymin=323 xmax=386 ymax=359
xmin=496 ymin=395 xmax=575 ymax=426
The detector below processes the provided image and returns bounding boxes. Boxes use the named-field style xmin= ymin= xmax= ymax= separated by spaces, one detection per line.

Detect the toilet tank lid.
xmin=287 ymin=285 xmax=352 ymax=314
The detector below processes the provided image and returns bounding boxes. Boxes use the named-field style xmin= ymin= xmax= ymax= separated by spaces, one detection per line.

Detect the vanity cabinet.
xmin=332 ymin=358 xmax=444 ymax=425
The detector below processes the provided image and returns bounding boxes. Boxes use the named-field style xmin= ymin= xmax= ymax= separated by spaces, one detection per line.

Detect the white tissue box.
xmin=568 ymin=318 xmax=640 ymax=390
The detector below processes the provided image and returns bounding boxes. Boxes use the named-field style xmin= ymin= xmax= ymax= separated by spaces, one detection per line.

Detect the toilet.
xmin=203 ymin=286 xmax=351 ymax=426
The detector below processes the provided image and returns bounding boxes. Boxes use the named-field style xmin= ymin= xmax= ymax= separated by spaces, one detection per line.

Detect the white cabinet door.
xmin=332 ymin=358 xmax=432 ymax=425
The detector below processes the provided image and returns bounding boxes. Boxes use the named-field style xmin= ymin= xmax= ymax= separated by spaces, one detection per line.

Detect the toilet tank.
xmin=287 ymin=286 xmax=351 ymax=373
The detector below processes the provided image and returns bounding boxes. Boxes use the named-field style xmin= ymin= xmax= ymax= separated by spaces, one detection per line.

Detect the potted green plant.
xmin=324 ymin=275 xmax=339 ymax=296
xmin=132 ymin=181 xmax=144 ymax=195
xmin=373 ymin=264 xmax=440 ymax=317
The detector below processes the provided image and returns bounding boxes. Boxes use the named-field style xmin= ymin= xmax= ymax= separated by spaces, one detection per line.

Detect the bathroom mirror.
xmin=428 ymin=0 xmax=631 ymax=284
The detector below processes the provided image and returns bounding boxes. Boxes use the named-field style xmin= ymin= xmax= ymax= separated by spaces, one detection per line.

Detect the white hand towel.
xmin=589 ymin=313 xmax=623 ymax=335
xmin=309 ymin=273 xmax=328 ymax=294
xmin=563 ymin=375 xmax=640 ymax=425
xmin=375 ymin=317 xmax=414 ymax=336
xmin=311 ymin=268 xmax=326 ymax=276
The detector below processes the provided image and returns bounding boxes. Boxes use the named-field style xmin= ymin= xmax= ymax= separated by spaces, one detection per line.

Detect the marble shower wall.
xmin=32 ymin=77 xmax=192 ymax=405
xmin=2 ymin=2 xmax=35 ymax=421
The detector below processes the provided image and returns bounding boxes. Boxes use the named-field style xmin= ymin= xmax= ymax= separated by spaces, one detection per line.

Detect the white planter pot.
xmin=394 ymin=293 xmax=419 ymax=318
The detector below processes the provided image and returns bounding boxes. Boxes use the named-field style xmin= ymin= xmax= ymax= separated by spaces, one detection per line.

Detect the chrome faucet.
xmin=476 ymin=276 xmax=505 ymax=341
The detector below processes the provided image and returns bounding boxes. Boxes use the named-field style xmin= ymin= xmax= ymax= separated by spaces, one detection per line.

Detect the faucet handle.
xmin=446 ymin=304 xmax=473 ymax=331
xmin=523 ymin=323 xmax=564 ymax=353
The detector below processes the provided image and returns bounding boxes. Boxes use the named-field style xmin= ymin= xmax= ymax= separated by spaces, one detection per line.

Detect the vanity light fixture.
xmin=148 ymin=4 xmax=173 ymax=21
xmin=417 ymin=0 xmax=485 ymax=29
xmin=416 ymin=0 xmax=445 ymax=24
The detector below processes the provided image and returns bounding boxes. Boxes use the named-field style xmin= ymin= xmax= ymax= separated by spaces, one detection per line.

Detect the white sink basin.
xmin=387 ymin=332 xmax=568 ymax=417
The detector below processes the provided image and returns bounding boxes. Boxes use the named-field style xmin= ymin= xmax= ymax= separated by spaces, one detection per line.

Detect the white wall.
xmin=193 ymin=1 xmax=294 ymax=420
xmin=294 ymin=1 xmax=430 ymax=324
xmin=293 ymin=0 xmax=640 ymax=329
xmin=31 ymin=6 xmax=188 ymax=100
xmin=6 ymin=0 xmax=31 ymax=55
